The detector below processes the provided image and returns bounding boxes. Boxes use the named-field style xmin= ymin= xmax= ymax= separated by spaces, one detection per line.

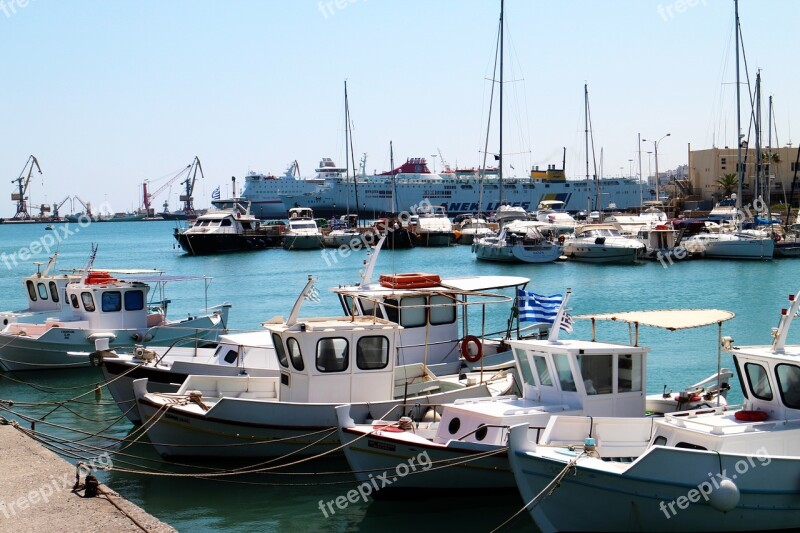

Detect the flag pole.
xmin=548 ymin=288 xmax=572 ymax=344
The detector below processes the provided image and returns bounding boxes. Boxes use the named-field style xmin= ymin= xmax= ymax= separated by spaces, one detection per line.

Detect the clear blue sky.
xmin=0 ymin=0 xmax=797 ymax=216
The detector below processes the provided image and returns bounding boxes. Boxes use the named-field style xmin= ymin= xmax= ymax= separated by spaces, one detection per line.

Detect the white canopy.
xmin=575 ymin=309 xmax=735 ymax=331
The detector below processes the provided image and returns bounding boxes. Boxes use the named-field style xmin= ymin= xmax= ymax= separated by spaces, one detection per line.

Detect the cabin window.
xmin=37 ymin=282 xmax=48 ymax=300
xmin=359 ymin=298 xmax=384 ymax=320
xmin=357 ymin=336 xmax=389 ymax=370
xmin=49 ymin=282 xmax=59 ymax=303
xmin=448 ymin=417 xmax=461 ymax=435
xmin=316 ymin=337 xmax=349 ymax=372
xmin=272 ymin=333 xmax=288 ymax=368
xmin=745 ymin=363 xmax=773 ymax=401
xmin=81 ymin=292 xmax=96 ymax=312
xmin=653 ymin=436 xmax=667 ymax=446
xmin=26 ymin=280 xmax=37 ymax=301
xmin=124 ymin=290 xmax=144 ymax=311
xmin=675 ymin=442 xmax=707 ymax=451
xmin=429 ymin=295 xmax=456 ymax=325
xmin=732 ymin=355 xmax=748 ymax=399
xmin=533 ymin=355 xmax=553 ymax=386
xmin=475 ymin=425 xmax=488 ymax=441
xmin=553 ymin=354 xmax=577 ymax=392
xmin=287 ymin=337 xmax=304 ymax=371
xmin=514 ymin=349 xmax=535 ymax=385
xmin=775 ymin=364 xmax=800 ymax=409
xmin=618 ymin=354 xmax=642 ymax=392
xmin=399 ymin=296 xmax=426 ymax=328
xmin=223 ymin=349 xmax=238 ymax=365
xmin=70 ymin=294 xmax=79 ymax=309
xmin=101 ymin=291 xmax=122 ymax=312
xmin=241 ymin=221 xmax=252 ymax=230
xmin=383 ymin=298 xmax=399 ymax=324
xmin=341 ymin=295 xmax=358 ymax=316
xmin=221 ymin=218 xmax=232 ymax=227
xmin=577 ymin=354 xmax=613 ymax=395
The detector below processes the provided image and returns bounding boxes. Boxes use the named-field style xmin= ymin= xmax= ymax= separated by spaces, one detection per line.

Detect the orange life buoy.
xmin=461 ymin=335 xmax=483 ymax=363
xmin=655 ymin=224 xmax=669 ymax=230
xmin=734 ymin=410 xmax=768 ymax=422
xmin=85 ymin=271 xmax=118 ymax=284
xmin=379 ymin=273 xmax=441 ymax=289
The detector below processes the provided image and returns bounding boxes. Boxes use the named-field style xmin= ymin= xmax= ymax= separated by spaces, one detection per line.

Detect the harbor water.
xmin=0 ymin=220 xmax=794 ymax=532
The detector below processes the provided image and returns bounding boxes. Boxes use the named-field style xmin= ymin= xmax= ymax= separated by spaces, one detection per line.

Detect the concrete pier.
xmin=0 ymin=425 xmax=175 ymax=533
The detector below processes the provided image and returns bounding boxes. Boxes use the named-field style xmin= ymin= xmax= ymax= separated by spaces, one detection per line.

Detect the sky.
xmin=0 ymin=0 xmax=798 ymax=217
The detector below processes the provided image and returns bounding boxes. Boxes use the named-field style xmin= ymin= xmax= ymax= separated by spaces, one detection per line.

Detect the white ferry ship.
xmin=245 ymin=157 xmax=644 ymax=219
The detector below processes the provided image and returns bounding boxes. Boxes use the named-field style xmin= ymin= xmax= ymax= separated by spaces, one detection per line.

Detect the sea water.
xmin=0 ymin=220 xmax=795 ymax=532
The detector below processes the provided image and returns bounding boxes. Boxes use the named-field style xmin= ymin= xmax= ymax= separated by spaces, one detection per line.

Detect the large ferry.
xmin=244 ymin=157 xmax=644 ymax=219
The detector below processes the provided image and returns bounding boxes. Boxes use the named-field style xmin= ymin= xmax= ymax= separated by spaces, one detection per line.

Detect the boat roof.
xmin=574 ymin=309 xmax=735 ymax=330
xmin=334 ymin=275 xmax=529 ymax=295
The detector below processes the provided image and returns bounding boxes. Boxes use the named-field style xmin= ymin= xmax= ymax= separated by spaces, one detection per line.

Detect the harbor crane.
xmin=11 ymin=155 xmax=42 ymax=220
xmin=142 ymin=156 xmax=203 ymax=216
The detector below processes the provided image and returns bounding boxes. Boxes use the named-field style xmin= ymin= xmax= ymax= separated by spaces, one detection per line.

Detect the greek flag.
xmin=517 ymin=290 xmax=573 ymax=332
xmin=211 ymin=186 xmax=221 ymax=200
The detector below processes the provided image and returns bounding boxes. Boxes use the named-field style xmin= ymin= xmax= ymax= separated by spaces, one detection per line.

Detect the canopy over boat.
xmin=575 ymin=309 xmax=735 ymax=330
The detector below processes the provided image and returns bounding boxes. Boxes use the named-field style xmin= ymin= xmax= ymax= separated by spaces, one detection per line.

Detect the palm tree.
xmin=717 ymin=173 xmax=738 ymax=196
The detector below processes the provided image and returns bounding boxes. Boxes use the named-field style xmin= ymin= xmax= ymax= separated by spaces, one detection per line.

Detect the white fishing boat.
xmin=322 ymin=214 xmax=362 ymax=248
xmin=132 ymin=278 xmax=513 ymax=458
xmin=410 ymin=205 xmax=454 ymax=247
xmin=473 ymin=221 xmax=562 ymax=263
xmin=507 ymin=288 xmax=800 ymax=533
xmin=0 ymin=247 xmax=230 ymax=371
xmin=282 ymin=207 xmax=324 ymax=250
xmin=0 ymin=253 xmax=76 ymax=326
xmin=563 ymin=223 xmax=645 ymax=264
xmin=336 ymin=295 xmax=734 ymax=492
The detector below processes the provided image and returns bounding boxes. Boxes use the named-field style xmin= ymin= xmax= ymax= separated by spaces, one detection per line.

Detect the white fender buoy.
xmin=709 ymin=477 xmax=740 ymax=512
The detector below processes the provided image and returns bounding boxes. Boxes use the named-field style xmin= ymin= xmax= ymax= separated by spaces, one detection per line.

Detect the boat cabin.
xmin=264 ymin=316 xmax=402 ymax=403
xmin=61 ymin=273 xmax=157 ymax=331
xmin=288 ymin=207 xmax=314 ymax=220
xmin=16 ymin=255 xmax=75 ymax=316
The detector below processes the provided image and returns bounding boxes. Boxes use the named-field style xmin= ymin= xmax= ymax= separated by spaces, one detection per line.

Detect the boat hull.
xmin=174 ymin=231 xmax=275 ymax=255
xmin=282 ymin=234 xmax=324 ymax=250
xmin=563 ymin=244 xmax=642 ymax=264
xmin=684 ymin=236 xmax=774 ymax=259
xmin=475 ymin=242 xmax=562 ymax=263
xmin=414 ymin=232 xmax=453 ymax=247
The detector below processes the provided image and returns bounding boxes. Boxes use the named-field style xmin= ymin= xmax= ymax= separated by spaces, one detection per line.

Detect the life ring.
xmin=734 ymin=410 xmax=768 ymax=422
xmin=236 ymin=212 xmax=241 ymax=219
xmin=461 ymin=335 xmax=483 ymax=363
xmin=655 ymin=224 xmax=669 ymax=230
xmin=379 ymin=273 xmax=441 ymax=289
xmin=557 ymin=235 xmax=566 ymax=244
xmin=85 ymin=271 xmax=118 ymax=284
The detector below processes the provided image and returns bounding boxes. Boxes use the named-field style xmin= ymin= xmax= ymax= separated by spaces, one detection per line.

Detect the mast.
xmin=498 ymin=0 xmax=504 ymax=207
xmin=638 ymin=133 xmax=644 ymax=207
xmin=390 ymin=141 xmax=397 ymax=214
xmin=344 ymin=81 xmax=360 ymax=222
xmin=735 ymin=0 xmax=743 ymax=215
xmin=584 ymin=83 xmax=590 ymax=216
xmin=767 ymin=94 xmax=773 ymax=212
xmin=755 ymin=70 xmax=763 ymax=212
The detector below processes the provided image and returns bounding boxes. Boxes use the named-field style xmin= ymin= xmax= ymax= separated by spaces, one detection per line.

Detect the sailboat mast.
xmin=585 ymin=83 xmax=590 ymax=215
xmin=734 ymin=0 xmax=743 ymax=212
xmin=755 ymin=71 xmax=763 ymax=211
xmin=343 ymin=81 xmax=351 ymax=216
xmin=498 ymin=0 xmax=504 ymax=207
xmin=345 ymin=81 xmax=360 ymax=223
xmin=390 ymin=141 xmax=397 ymax=214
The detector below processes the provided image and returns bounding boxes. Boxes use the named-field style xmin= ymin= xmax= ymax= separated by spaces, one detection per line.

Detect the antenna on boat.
xmin=81 ymin=244 xmax=98 ymax=284
xmin=42 ymin=252 xmax=58 ymax=277
xmin=360 ymin=235 xmax=385 ymax=288
xmin=547 ymin=288 xmax=572 ymax=344
xmin=772 ymin=291 xmax=800 ymax=353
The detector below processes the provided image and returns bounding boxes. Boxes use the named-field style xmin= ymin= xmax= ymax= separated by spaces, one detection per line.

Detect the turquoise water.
xmin=0 ymin=220 xmax=797 ymax=532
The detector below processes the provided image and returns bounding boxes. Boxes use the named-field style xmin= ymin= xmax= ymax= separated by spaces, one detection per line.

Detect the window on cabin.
xmin=675 ymin=442 xmax=707 ymax=450
xmin=618 ymin=353 xmax=642 ymax=392
xmin=316 ymin=337 xmax=349 ymax=372
xmin=287 ymin=337 xmax=304 ymax=371
xmin=383 ymin=298 xmax=399 ymax=324
xmin=357 ymin=336 xmax=389 ymax=370
xmin=745 ymin=362 xmax=773 ymax=401
xmin=26 ymin=280 xmax=37 ymax=301
xmin=221 ymin=218 xmax=232 ymax=227
xmin=241 ymin=221 xmax=253 ymax=230
xmin=577 ymin=354 xmax=613 ymax=394
xmin=653 ymin=436 xmax=667 ymax=446
xmin=533 ymin=355 xmax=553 ymax=386
xmin=124 ymin=290 xmax=144 ymax=311
xmin=553 ymin=354 xmax=577 ymax=392
xmin=514 ymin=349 xmax=535 ymax=385
xmin=101 ymin=291 xmax=122 ymax=312
xmin=37 ymin=282 xmax=48 ymax=300
xmin=429 ymin=295 xmax=456 ymax=325
xmin=49 ymin=282 xmax=59 ymax=303
xmin=223 ymin=349 xmax=238 ymax=364
xmin=399 ymin=296 xmax=426 ymax=328
xmin=732 ymin=355 xmax=748 ymax=399
xmin=342 ymin=295 xmax=357 ymax=316
xmin=70 ymin=294 xmax=79 ymax=309
xmin=81 ymin=292 xmax=95 ymax=312
xmin=272 ymin=333 xmax=288 ymax=368
xmin=775 ymin=364 xmax=800 ymax=409
xmin=359 ymin=298 xmax=384 ymax=319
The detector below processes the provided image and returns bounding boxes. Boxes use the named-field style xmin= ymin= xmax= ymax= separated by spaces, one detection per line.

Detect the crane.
xmin=142 ymin=161 xmax=193 ymax=215
xmin=178 ymin=156 xmax=204 ymax=215
xmin=52 ymin=196 xmax=73 ymax=220
xmin=11 ymin=155 xmax=42 ymax=220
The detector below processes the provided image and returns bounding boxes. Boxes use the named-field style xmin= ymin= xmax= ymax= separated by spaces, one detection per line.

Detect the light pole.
xmin=646 ymin=151 xmax=653 ymax=199
xmin=642 ymin=133 xmax=670 ymax=203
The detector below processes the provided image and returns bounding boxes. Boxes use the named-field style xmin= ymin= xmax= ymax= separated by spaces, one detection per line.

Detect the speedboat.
xmin=563 ymin=223 xmax=645 ymax=264
xmin=322 ymin=214 xmax=362 ymax=248
xmin=335 ymin=299 xmax=734 ymax=492
xmin=682 ymin=228 xmax=774 ymax=259
xmin=409 ymin=205 xmax=454 ymax=246
xmin=0 ymin=247 xmax=230 ymax=371
xmin=534 ymin=200 xmax=577 ymax=234
xmin=282 ymin=207 xmax=324 ymax=249
xmin=473 ymin=221 xmax=562 ymax=263
xmin=173 ymin=198 xmax=275 ymax=254
xmin=507 ymin=290 xmax=800 ymax=532
xmin=454 ymin=215 xmax=495 ymax=245
xmin=132 ymin=278 xmax=512 ymax=459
